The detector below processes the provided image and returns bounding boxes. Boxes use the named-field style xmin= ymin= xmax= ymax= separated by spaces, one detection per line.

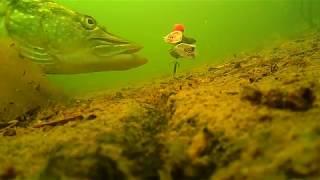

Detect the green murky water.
xmin=1 ymin=1 xmax=320 ymax=178
xmin=4 ymin=0 xmax=320 ymax=94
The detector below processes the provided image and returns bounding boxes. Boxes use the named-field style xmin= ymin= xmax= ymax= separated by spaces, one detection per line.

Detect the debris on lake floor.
xmin=0 ymin=120 xmax=19 ymax=136
xmin=0 ymin=120 xmax=18 ymax=130
xmin=33 ymin=115 xmax=85 ymax=128
xmin=240 ymin=86 xmax=263 ymax=104
xmin=0 ymin=32 xmax=320 ymax=179
xmin=2 ymin=128 xmax=16 ymax=137
xmin=241 ymin=85 xmax=316 ymax=111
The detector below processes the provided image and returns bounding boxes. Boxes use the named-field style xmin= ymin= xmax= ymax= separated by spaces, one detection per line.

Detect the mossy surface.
xmin=1 ymin=32 xmax=320 ymax=180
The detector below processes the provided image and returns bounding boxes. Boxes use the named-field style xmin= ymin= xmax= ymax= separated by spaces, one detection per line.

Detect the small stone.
xmin=87 ymin=114 xmax=97 ymax=120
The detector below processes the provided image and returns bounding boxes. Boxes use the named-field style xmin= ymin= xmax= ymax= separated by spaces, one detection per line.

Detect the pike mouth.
xmin=89 ymin=37 xmax=143 ymax=57
xmin=85 ymin=30 xmax=148 ymax=70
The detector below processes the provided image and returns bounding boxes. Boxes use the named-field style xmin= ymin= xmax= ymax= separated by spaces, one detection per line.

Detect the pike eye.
xmin=81 ymin=15 xmax=96 ymax=30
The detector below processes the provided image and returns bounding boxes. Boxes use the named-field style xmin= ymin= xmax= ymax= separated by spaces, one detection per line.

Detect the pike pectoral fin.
xmin=18 ymin=43 xmax=56 ymax=65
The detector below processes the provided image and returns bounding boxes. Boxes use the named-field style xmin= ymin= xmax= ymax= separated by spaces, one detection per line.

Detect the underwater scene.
xmin=0 ymin=0 xmax=320 ymax=179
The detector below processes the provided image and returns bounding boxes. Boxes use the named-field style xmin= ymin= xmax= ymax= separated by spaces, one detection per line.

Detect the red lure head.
xmin=173 ymin=24 xmax=185 ymax=32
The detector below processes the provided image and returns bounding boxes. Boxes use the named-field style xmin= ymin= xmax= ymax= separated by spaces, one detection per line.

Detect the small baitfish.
xmin=0 ymin=0 xmax=148 ymax=74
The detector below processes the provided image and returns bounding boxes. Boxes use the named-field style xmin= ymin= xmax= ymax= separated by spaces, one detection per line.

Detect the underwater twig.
xmin=0 ymin=120 xmax=18 ymax=133
xmin=33 ymin=115 xmax=84 ymax=128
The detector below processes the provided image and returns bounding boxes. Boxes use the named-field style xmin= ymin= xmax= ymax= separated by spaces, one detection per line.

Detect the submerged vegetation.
xmin=0 ymin=31 xmax=319 ymax=179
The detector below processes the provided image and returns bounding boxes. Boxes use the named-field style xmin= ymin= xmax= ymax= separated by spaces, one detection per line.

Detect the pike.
xmin=0 ymin=0 xmax=148 ymax=74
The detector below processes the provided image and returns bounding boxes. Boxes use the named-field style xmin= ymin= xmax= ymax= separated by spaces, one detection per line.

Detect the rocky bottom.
xmin=1 ymin=31 xmax=320 ymax=180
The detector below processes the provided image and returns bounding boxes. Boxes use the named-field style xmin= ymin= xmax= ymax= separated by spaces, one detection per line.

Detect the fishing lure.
xmin=164 ymin=24 xmax=197 ymax=75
